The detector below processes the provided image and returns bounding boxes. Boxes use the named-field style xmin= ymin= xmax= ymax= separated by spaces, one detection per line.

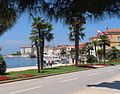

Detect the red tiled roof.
xmin=21 ymin=46 xmax=32 ymax=48
xmin=57 ymin=43 xmax=87 ymax=49
xmin=89 ymin=36 xmax=98 ymax=41
xmin=79 ymin=43 xmax=87 ymax=49
xmin=105 ymin=28 xmax=120 ymax=33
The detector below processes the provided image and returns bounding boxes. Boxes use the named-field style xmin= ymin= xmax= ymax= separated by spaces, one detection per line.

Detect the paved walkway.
xmin=7 ymin=63 xmax=72 ymax=72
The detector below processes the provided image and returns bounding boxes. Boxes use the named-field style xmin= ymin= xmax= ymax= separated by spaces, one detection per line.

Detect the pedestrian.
xmin=50 ymin=61 xmax=52 ymax=67
xmin=52 ymin=61 xmax=54 ymax=64
xmin=46 ymin=60 xmax=49 ymax=66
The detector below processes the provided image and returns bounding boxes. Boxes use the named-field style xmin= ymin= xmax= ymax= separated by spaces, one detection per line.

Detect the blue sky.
xmin=0 ymin=13 xmax=120 ymax=55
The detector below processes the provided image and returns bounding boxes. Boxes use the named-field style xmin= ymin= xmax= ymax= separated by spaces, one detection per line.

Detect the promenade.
xmin=7 ymin=63 xmax=72 ymax=72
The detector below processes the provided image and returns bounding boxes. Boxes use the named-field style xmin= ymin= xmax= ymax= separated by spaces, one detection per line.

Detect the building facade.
xmin=20 ymin=46 xmax=32 ymax=56
xmin=105 ymin=28 xmax=120 ymax=49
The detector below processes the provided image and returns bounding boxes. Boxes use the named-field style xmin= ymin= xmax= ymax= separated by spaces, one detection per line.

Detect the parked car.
xmin=60 ymin=59 xmax=69 ymax=64
xmin=53 ymin=60 xmax=61 ymax=64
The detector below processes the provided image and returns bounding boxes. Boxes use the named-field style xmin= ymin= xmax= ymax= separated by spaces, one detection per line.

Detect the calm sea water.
xmin=4 ymin=57 xmax=37 ymax=68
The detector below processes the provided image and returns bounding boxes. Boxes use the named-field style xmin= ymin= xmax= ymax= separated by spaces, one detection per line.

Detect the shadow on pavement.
xmin=87 ymin=81 xmax=120 ymax=90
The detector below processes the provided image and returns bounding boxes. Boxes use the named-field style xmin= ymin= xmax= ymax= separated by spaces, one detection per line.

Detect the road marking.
xmin=61 ymin=78 xmax=78 ymax=83
xmin=10 ymin=86 xmax=42 ymax=94
xmin=88 ymin=73 xmax=100 ymax=76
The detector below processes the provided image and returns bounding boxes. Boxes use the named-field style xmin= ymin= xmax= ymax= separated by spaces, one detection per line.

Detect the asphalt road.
xmin=1 ymin=65 xmax=120 ymax=94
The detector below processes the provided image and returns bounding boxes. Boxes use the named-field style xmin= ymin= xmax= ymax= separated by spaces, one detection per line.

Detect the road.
xmin=1 ymin=65 xmax=120 ymax=94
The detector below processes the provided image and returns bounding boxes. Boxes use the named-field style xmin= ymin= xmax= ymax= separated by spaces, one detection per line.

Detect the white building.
xmin=20 ymin=45 xmax=60 ymax=58
xmin=20 ymin=46 xmax=32 ymax=57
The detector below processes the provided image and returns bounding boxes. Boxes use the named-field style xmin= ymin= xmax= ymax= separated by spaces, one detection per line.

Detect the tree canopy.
xmin=1 ymin=0 xmax=120 ymax=35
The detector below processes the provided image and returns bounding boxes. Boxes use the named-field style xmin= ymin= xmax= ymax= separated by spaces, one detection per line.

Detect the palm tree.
xmin=29 ymin=30 xmax=40 ymax=72
xmin=86 ymin=42 xmax=94 ymax=57
xmin=69 ymin=18 xmax=85 ymax=66
xmin=98 ymin=33 xmax=110 ymax=63
xmin=30 ymin=17 xmax=54 ymax=72
xmin=97 ymin=49 xmax=104 ymax=63
xmin=1 ymin=1 xmax=120 ymax=35
xmin=108 ymin=46 xmax=119 ymax=61
xmin=35 ymin=0 xmax=120 ymax=24
xmin=69 ymin=48 xmax=75 ymax=64
xmin=85 ymin=42 xmax=94 ymax=65
xmin=60 ymin=48 xmax=66 ymax=59
xmin=91 ymin=40 xmax=99 ymax=62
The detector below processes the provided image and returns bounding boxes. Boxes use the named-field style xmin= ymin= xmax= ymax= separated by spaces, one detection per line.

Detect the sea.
xmin=4 ymin=57 xmax=37 ymax=68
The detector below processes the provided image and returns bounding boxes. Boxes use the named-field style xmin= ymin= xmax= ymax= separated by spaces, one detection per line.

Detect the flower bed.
xmin=94 ymin=64 xmax=109 ymax=66
xmin=111 ymin=60 xmax=120 ymax=62
xmin=78 ymin=64 xmax=95 ymax=68
xmin=78 ymin=64 xmax=109 ymax=68
xmin=0 ymin=74 xmax=33 ymax=81
xmin=19 ymin=74 xmax=33 ymax=78
xmin=0 ymin=76 xmax=10 ymax=81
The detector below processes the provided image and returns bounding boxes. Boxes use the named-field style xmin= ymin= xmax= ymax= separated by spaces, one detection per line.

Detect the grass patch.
xmin=9 ymin=66 xmax=89 ymax=76
xmin=106 ymin=61 xmax=120 ymax=65
xmin=0 ymin=66 xmax=90 ymax=81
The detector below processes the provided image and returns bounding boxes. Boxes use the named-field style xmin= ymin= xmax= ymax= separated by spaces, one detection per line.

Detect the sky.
xmin=0 ymin=13 xmax=120 ymax=55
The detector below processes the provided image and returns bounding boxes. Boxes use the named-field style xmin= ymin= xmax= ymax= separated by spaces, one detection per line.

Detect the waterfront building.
xmin=104 ymin=28 xmax=120 ymax=49
xmin=20 ymin=46 xmax=32 ymax=57
xmin=90 ymin=28 xmax=120 ymax=50
xmin=89 ymin=28 xmax=120 ymax=58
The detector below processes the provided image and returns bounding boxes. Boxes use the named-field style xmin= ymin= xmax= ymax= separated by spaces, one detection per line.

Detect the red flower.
xmin=18 ymin=74 xmax=33 ymax=78
xmin=112 ymin=60 xmax=120 ymax=62
xmin=22 ymin=74 xmax=33 ymax=77
xmin=0 ymin=76 xmax=10 ymax=81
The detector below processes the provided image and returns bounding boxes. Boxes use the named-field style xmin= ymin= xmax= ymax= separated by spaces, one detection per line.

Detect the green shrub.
xmin=87 ymin=55 xmax=97 ymax=65
xmin=0 ymin=55 xmax=6 ymax=74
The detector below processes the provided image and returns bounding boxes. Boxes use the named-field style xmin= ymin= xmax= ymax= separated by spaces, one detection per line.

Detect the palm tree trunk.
xmin=38 ymin=29 xmax=42 ymax=70
xmin=75 ymin=30 xmax=79 ymax=67
xmin=95 ymin=45 xmax=97 ymax=62
xmin=40 ymin=38 xmax=44 ymax=70
xmin=95 ymin=45 xmax=97 ymax=57
xmin=40 ymin=31 xmax=44 ymax=70
xmin=36 ymin=45 xmax=40 ymax=73
xmin=103 ymin=44 xmax=106 ymax=64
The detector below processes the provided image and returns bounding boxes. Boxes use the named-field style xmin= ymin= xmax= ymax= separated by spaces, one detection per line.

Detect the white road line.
xmin=61 ymin=78 xmax=78 ymax=83
xmin=88 ymin=73 xmax=100 ymax=76
xmin=10 ymin=86 xmax=42 ymax=94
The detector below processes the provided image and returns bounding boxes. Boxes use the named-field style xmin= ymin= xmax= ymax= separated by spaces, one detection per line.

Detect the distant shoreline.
xmin=4 ymin=55 xmax=29 ymax=58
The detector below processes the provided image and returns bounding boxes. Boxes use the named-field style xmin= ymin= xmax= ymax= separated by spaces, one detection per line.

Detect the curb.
xmin=0 ymin=69 xmax=88 ymax=84
xmin=0 ymin=74 xmax=58 ymax=84
xmin=0 ymin=64 xmax=115 ymax=84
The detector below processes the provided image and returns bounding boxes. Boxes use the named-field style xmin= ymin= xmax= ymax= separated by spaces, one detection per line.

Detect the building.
xmin=104 ymin=28 xmax=120 ymax=49
xmin=20 ymin=45 xmax=60 ymax=58
xmin=20 ymin=46 xmax=32 ymax=57
xmin=90 ymin=28 xmax=120 ymax=50
xmin=57 ymin=43 xmax=86 ymax=51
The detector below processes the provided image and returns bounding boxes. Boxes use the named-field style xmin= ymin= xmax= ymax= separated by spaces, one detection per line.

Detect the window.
xmin=117 ymin=36 xmax=120 ymax=42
